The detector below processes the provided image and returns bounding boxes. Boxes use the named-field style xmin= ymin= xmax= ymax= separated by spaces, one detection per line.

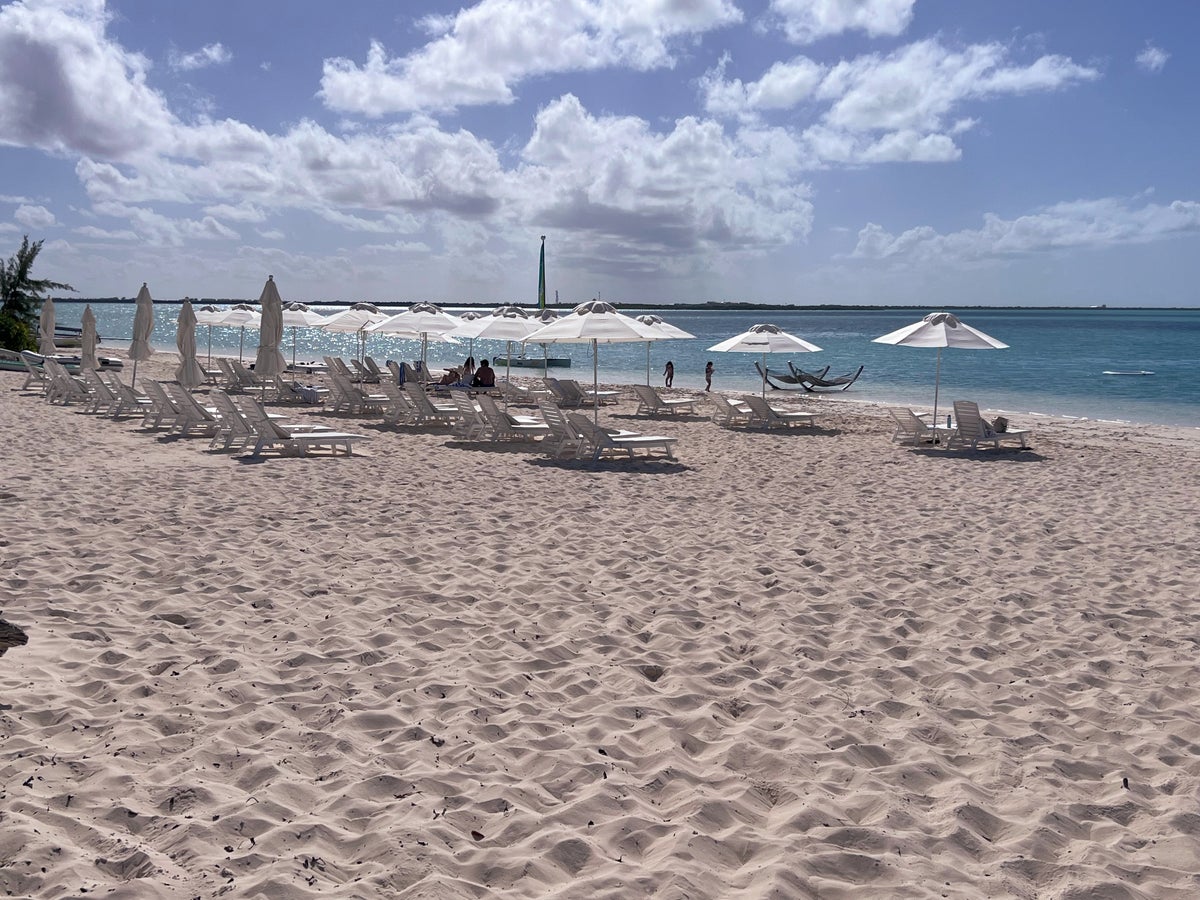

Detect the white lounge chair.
xmin=139 ymin=380 xmax=184 ymax=430
xmin=19 ymin=352 xmax=50 ymax=393
xmin=631 ymin=384 xmax=697 ymax=416
xmin=402 ymin=382 xmax=458 ymax=425
xmin=250 ymin=418 xmax=368 ymax=457
xmin=740 ymin=394 xmax=818 ymax=429
xmin=567 ymin=412 xmax=678 ymax=462
xmin=537 ymin=400 xmax=584 ymax=457
xmin=887 ymin=407 xmax=950 ymax=446
xmin=711 ymin=395 xmax=753 ymax=426
xmin=947 ymin=401 xmax=1031 ymax=450
xmin=477 ymin=394 xmax=550 ymax=442
xmin=497 ymin=380 xmax=550 ymax=406
xmin=162 ymin=382 xmax=222 ymax=437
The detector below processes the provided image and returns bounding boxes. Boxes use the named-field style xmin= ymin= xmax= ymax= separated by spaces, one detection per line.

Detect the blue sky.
xmin=0 ymin=0 xmax=1196 ymax=306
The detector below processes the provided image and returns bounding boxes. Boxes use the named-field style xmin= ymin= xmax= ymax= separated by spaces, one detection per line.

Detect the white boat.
xmin=0 ymin=349 xmax=124 ymax=373
xmin=1102 ymin=370 xmax=1154 ymax=376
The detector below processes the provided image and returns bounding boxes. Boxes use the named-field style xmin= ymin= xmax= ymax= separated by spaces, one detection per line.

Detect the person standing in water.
xmin=663 ymin=360 xmax=674 ymax=388
xmin=705 ymin=360 xmax=713 ymax=391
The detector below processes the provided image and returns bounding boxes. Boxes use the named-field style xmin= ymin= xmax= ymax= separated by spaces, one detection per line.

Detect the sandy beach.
xmin=3 ymin=350 xmax=1199 ymax=899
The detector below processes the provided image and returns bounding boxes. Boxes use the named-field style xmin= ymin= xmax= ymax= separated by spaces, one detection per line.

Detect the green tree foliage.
xmin=0 ymin=236 xmax=74 ymax=351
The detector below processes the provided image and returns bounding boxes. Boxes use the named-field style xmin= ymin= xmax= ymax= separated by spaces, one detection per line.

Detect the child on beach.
xmin=663 ymin=360 xmax=674 ymax=388
xmin=705 ymin=360 xmax=713 ymax=391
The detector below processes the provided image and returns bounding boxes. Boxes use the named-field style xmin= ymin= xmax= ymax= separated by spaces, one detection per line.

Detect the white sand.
xmin=2 ymin=350 xmax=1199 ymax=898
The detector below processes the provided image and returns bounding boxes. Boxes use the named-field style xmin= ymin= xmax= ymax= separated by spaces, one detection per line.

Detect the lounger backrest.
xmin=952 ymin=401 xmax=986 ymax=438
xmin=142 ymin=380 xmax=178 ymax=413
xmin=740 ymin=395 xmax=775 ymax=420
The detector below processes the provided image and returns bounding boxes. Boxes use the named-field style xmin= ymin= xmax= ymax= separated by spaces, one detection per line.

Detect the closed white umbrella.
xmin=192 ymin=304 xmax=224 ymax=365
xmin=635 ymin=313 xmax=695 ymax=386
xmin=129 ymin=283 xmax=155 ymax=386
xmin=872 ymin=312 xmax=1008 ymax=427
xmin=214 ymin=303 xmax=261 ymax=362
xmin=367 ymin=302 xmax=462 ymax=376
xmin=253 ymin=275 xmax=287 ymax=384
xmin=525 ymin=300 xmax=660 ymax=422
xmin=708 ymin=323 xmax=822 ymax=399
xmin=281 ymin=301 xmax=329 ymax=367
xmin=37 ymin=298 xmax=56 ymax=355
xmin=80 ymin=304 xmax=98 ymax=371
xmin=175 ymin=300 xmax=205 ymax=389
xmin=321 ymin=302 xmax=387 ymax=362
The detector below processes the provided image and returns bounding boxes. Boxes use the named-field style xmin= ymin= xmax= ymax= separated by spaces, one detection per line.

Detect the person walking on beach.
xmin=663 ymin=360 xmax=674 ymax=388
xmin=705 ymin=360 xmax=713 ymax=391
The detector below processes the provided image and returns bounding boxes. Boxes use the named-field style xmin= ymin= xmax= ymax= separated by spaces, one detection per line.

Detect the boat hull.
xmin=0 ymin=351 xmax=124 ymax=373
xmin=493 ymin=356 xmax=571 ymax=368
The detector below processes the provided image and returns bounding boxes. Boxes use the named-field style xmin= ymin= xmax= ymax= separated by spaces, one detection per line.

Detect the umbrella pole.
xmin=543 ymin=343 xmax=548 ymax=376
xmin=593 ymin=338 xmax=600 ymax=424
xmin=761 ymin=352 xmax=767 ymax=399
xmin=207 ymin=326 xmax=212 ymax=366
xmin=933 ymin=347 xmax=943 ymax=427
xmin=646 ymin=342 xmax=651 ymax=386
xmin=504 ymin=340 xmax=513 ymax=408
xmin=239 ymin=327 xmax=245 ymax=363
xmin=292 ymin=327 xmax=297 ymax=368
xmin=131 ymin=359 xmax=138 ymax=387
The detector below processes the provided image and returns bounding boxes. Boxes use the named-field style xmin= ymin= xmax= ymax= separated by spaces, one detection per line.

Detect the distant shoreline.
xmin=46 ymin=298 xmax=1200 ymax=311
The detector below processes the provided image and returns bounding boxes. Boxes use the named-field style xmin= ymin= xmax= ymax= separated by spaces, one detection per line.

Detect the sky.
xmin=0 ymin=0 xmax=1196 ymax=307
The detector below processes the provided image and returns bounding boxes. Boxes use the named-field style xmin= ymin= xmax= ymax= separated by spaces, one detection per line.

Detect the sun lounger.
xmin=403 ymin=382 xmax=459 ymax=425
xmin=711 ymin=395 xmax=753 ymax=426
xmin=740 ymin=394 xmax=818 ymax=429
xmin=250 ymin=417 xmax=368 ymax=457
xmin=162 ymin=382 xmax=222 ymax=437
xmin=567 ymin=412 xmax=678 ymax=462
xmin=887 ymin=407 xmax=951 ymax=446
xmin=631 ymin=384 xmax=698 ymax=416
xmin=947 ymin=401 xmax=1031 ymax=450
xmin=139 ymin=380 xmax=183 ymax=430
xmin=477 ymin=394 xmax=550 ymax=442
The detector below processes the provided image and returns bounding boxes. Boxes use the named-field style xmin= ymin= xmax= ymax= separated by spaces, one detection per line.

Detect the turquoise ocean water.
xmin=53 ymin=303 xmax=1200 ymax=428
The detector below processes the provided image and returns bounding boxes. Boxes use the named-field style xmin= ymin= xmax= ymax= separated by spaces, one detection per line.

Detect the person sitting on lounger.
xmin=438 ymin=367 xmax=462 ymax=386
xmin=471 ymin=359 xmax=496 ymax=388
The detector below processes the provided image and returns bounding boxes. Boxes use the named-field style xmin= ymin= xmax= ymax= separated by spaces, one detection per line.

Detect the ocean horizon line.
xmin=47 ymin=298 xmax=1200 ymax=312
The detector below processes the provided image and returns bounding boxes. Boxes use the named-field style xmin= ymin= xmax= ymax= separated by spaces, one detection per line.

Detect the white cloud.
xmin=319 ymin=0 xmax=743 ymax=115
xmin=703 ymin=38 xmax=1098 ymax=164
xmin=0 ymin=193 xmax=37 ymax=203
xmin=1136 ymin=43 xmax=1168 ymax=74
xmin=14 ymin=203 xmax=56 ymax=228
xmin=519 ymin=94 xmax=814 ymax=272
xmin=203 ymin=202 xmax=267 ymax=223
xmin=168 ymin=42 xmax=232 ymax=72
xmin=0 ymin=222 xmax=18 ymax=234
xmin=0 ymin=0 xmax=175 ymax=160
xmin=852 ymin=197 xmax=1200 ymax=263
xmin=73 ymin=224 xmax=138 ymax=240
xmin=769 ymin=0 xmax=916 ymax=44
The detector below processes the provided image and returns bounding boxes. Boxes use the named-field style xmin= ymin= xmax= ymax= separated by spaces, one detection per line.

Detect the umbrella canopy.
xmin=129 ymin=283 xmax=156 ymax=385
xmin=872 ymin=312 xmax=1008 ymax=425
xmin=525 ymin=300 xmax=660 ymax=421
xmin=175 ymin=300 xmax=205 ymax=389
xmin=708 ymin=323 xmax=822 ymax=399
xmin=80 ymin=304 xmax=98 ymax=370
xmin=635 ymin=313 xmax=696 ymax=386
xmin=321 ymin=302 xmax=387 ymax=362
xmin=37 ymin=298 xmax=56 ymax=355
xmin=253 ymin=275 xmax=287 ymax=381
xmin=214 ymin=303 xmax=261 ymax=362
xmin=455 ymin=305 xmax=543 ymax=393
xmin=454 ymin=310 xmax=488 ymax=360
xmin=368 ymin=302 xmax=462 ymax=374
xmin=280 ymin=301 xmax=328 ymax=367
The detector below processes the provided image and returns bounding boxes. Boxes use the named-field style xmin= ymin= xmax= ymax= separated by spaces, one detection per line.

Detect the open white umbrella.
xmin=367 ymin=302 xmax=461 ymax=377
xmin=192 ymin=304 xmax=224 ymax=365
xmin=80 ymin=304 xmax=98 ymax=371
xmin=214 ymin=303 xmax=261 ymax=362
xmin=279 ymin=301 xmax=328 ymax=368
xmin=37 ymin=298 xmax=56 ymax=355
xmin=635 ymin=314 xmax=695 ymax=386
xmin=322 ymin=302 xmax=387 ymax=362
xmin=708 ymin=323 xmax=822 ymax=399
xmin=129 ymin=283 xmax=155 ymax=386
xmin=872 ymin=311 xmax=1008 ymax=426
xmin=455 ymin=310 xmax=487 ymax=361
xmin=455 ymin=306 xmax=543 ymax=403
xmin=253 ymin=275 xmax=287 ymax=388
xmin=525 ymin=300 xmax=660 ymax=422
xmin=175 ymin=300 xmax=205 ymax=389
